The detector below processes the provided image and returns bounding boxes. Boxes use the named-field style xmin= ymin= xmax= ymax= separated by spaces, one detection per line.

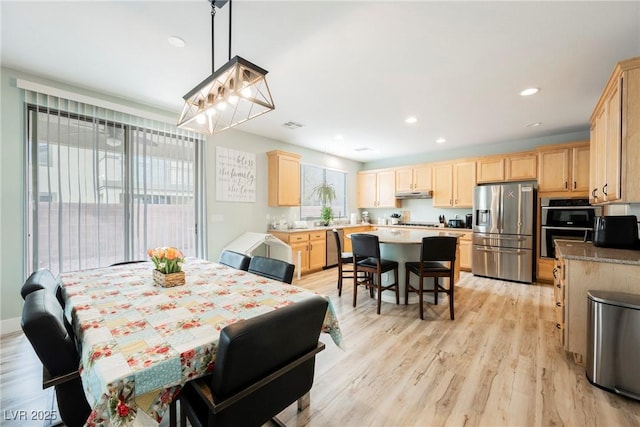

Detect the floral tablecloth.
xmin=59 ymin=258 xmax=342 ymax=427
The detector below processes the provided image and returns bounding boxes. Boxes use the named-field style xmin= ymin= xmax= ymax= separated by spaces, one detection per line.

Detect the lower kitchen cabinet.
xmin=343 ymin=225 xmax=373 ymax=252
xmin=270 ymin=230 xmax=326 ymax=275
xmin=554 ymin=241 xmax=640 ymax=365
xmin=458 ymin=232 xmax=472 ymax=271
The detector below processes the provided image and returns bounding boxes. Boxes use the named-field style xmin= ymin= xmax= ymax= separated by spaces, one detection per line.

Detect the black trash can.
xmin=587 ymin=290 xmax=640 ymax=401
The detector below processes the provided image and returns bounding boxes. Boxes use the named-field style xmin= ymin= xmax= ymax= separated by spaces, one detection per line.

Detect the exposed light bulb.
xmin=241 ymin=86 xmax=252 ymax=97
xmin=206 ymin=108 xmax=216 ymax=117
xmin=217 ymin=101 xmax=228 ymax=111
xmin=196 ymin=114 xmax=206 ymax=124
xmin=228 ymin=95 xmax=239 ymax=105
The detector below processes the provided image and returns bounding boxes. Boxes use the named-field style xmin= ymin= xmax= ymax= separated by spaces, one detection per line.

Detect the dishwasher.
xmin=325 ymin=229 xmax=342 ymax=268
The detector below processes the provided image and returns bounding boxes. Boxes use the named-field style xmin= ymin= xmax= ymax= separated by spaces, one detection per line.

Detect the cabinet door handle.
xmin=565 ymin=181 xmax=568 ymax=189
xmin=592 ymin=188 xmax=597 ymax=198
xmin=573 ymin=181 xmax=577 ymax=189
xmin=552 ymin=267 xmax=557 ymax=279
xmin=556 ymin=302 xmax=562 ymax=307
xmin=556 ymin=323 xmax=562 ymax=330
xmin=602 ymin=183 xmax=608 ymax=196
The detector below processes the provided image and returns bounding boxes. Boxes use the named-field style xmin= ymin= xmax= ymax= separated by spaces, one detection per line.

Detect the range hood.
xmin=394 ymin=191 xmax=433 ymax=199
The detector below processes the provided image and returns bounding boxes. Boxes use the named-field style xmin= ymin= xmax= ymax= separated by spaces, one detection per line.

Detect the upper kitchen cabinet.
xmin=395 ymin=164 xmax=432 ymax=193
xmin=357 ymin=169 xmax=399 ymax=208
xmin=267 ymin=150 xmax=301 ymax=206
xmin=476 ymin=152 xmax=537 ymax=183
xmin=433 ymin=160 xmax=476 ymax=208
xmin=537 ymin=142 xmax=590 ymax=195
xmin=589 ymin=57 xmax=640 ymax=204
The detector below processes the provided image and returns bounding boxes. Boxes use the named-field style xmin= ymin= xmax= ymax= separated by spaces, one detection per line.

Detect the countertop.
xmin=345 ymin=228 xmax=466 ymax=244
xmin=268 ymin=223 xmax=375 ymax=233
xmin=555 ymin=240 xmax=640 ymax=266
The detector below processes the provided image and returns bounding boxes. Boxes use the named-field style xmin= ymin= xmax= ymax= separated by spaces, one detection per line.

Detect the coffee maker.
xmin=465 ymin=213 xmax=473 ymax=229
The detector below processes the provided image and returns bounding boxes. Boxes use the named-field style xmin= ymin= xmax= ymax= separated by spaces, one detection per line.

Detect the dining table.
xmin=58 ymin=258 xmax=342 ymax=427
xmin=346 ymin=228 xmax=465 ymax=304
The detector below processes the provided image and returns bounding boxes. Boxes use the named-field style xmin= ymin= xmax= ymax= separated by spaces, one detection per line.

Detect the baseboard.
xmin=1 ymin=316 xmax=22 ymax=336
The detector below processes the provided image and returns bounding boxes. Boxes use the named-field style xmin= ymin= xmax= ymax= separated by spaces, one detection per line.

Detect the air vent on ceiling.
xmin=354 ymin=147 xmax=373 ymax=152
xmin=282 ymin=121 xmax=303 ymax=130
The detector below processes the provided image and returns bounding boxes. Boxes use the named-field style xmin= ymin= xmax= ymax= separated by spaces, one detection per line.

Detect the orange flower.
xmin=165 ymin=247 xmax=178 ymax=260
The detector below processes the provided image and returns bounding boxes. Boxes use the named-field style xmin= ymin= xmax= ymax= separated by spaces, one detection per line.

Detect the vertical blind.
xmin=24 ymin=90 xmax=206 ymax=275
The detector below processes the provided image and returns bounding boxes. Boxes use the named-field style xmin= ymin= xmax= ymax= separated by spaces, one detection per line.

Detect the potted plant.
xmin=148 ymin=247 xmax=186 ymax=287
xmin=311 ymin=182 xmax=336 ymax=226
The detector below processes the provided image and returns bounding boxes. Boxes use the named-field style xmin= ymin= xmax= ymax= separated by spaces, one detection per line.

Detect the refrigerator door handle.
xmin=476 ymin=246 xmax=527 ymax=255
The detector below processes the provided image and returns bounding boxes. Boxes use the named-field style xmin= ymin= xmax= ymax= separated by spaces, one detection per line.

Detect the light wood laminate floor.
xmin=2 ymin=270 xmax=639 ymax=426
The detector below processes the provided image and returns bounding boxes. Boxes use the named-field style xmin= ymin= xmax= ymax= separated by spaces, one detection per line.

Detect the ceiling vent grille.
xmin=282 ymin=121 xmax=303 ymax=130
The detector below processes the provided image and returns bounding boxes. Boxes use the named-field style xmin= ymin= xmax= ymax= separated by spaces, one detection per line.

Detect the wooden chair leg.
xmin=404 ymin=268 xmax=410 ymax=305
xmin=337 ymin=262 xmax=343 ymax=296
xmin=394 ymin=268 xmax=399 ymax=305
xmin=434 ymin=277 xmax=439 ymax=305
xmin=353 ymin=267 xmax=358 ymax=307
xmin=418 ymin=275 xmax=424 ymax=320
xmin=449 ymin=272 xmax=455 ymax=320
xmin=376 ymin=273 xmax=382 ymax=315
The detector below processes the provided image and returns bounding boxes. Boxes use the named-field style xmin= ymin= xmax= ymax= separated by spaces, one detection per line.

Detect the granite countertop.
xmin=555 ymin=240 xmax=640 ymax=266
xmin=269 ymin=223 xmax=375 ymax=233
xmin=350 ymin=228 xmax=466 ymax=244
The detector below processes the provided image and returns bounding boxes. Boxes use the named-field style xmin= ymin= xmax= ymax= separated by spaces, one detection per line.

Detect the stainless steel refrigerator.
xmin=472 ymin=182 xmax=536 ymax=283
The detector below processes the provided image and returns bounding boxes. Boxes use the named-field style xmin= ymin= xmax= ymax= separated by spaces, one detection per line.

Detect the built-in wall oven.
xmin=540 ymin=197 xmax=602 ymax=258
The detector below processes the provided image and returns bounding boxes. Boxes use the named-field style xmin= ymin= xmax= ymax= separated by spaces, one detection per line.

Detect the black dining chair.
xmin=350 ymin=233 xmax=399 ymax=315
xmin=20 ymin=269 xmax=65 ymax=308
xmin=405 ymin=236 xmax=458 ymax=320
xmin=21 ymin=289 xmax=91 ymax=427
xmin=218 ymin=249 xmax=251 ymax=271
xmin=333 ymin=229 xmax=365 ymax=297
xmin=248 ymin=256 xmax=295 ymax=284
xmin=178 ymin=296 xmax=328 ymax=427
xmin=110 ymin=260 xmax=147 ymax=266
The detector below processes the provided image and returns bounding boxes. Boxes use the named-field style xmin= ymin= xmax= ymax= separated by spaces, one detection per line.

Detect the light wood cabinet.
xmin=269 ymin=230 xmax=326 ymax=275
xmin=267 ymin=150 xmax=301 ymax=206
xmin=476 ymin=152 xmax=537 ymax=183
xmin=589 ymin=56 xmax=640 ymax=204
xmin=458 ymin=232 xmax=472 ymax=271
xmin=395 ymin=165 xmax=432 ymax=193
xmin=343 ymin=225 xmax=373 ymax=252
xmin=357 ymin=170 xmax=399 ymax=208
xmin=555 ymin=245 xmax=640 ymax=364
xmin=537 ymin=142 xmax=590 ymax=194
xmin=432 ymin=161 xmax=476 ymax=208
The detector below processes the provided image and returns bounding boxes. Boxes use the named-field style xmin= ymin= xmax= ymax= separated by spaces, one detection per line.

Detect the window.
xmin=25 ymin=99 xmax=206 ymax=275
xmin=300 ymin=164 xmax=347 ymax=220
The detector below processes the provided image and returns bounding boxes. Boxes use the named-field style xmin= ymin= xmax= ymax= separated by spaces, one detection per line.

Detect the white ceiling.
xmin=2 ymin=1 xmax=639 ymax=162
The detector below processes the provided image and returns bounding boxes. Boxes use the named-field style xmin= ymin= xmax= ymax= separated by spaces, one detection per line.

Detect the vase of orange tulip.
xmin=148 ymin=247 xmax=186 ymax=287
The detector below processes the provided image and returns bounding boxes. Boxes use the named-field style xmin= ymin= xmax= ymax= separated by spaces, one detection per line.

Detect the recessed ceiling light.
xmin=526 ymin=122 xmax=542 ymax=127
xmin=520 ymin=87 xmax=539 ymax=96
xmin=168 ymin=36 xmax=186 ymax=48
xmin=405 ymin=116 xmax=418 ymax=124
xmin=436 ymin=138 xmax=446 ymax=144
xmin=282 ymin=121 xmax=303 ymax=130
xmin=333 ymin=134 xmax=344 ymax=141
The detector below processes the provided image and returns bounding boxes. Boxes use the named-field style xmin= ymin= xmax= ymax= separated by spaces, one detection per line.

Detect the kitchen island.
xmin=346 ymin=228 xmax=465 ymax=304
xmin=554 ymin=240 xmax=640 ymax=364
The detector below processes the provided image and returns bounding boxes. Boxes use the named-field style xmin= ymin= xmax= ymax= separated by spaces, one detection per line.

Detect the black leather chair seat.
xmin=357 ymin=257 xmax=398 ymax=270
xmin=406 ymin=261 xmax=450 ymax=274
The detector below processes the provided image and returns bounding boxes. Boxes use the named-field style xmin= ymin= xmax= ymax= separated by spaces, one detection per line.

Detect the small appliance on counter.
xmin=593 ymin=215 xmax=640 ymax=249
xmin=361 ymin=211 xmax=370 ymax=224
xmin=465 ymin=213 xmax=473 ymax=229
xmin=447 ymin=218 xmax=465 ymax=228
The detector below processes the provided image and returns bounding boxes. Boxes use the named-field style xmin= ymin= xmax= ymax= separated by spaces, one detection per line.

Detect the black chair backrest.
xmin=351 ymin=233 xmax=381 ymax=259
xmin=21 ymin=269 xmax=65 ymax=308
xmin=420 ymin=236 xmax=458 ymax=262
xmin=332 ymin=229 xmax=343 ymax=254
xmin=248 ymin=256 xmax=295 ymax=284
xmin=21 ymin=289 xmax=79 ymax=377
xmin=22 ymin=289 xmax=91 ymax=427
xmin=110 ymin=260 xmax=146 ymax=266
xmin=210 ymin=296 xmax=328 ymax=425
xmin=218 ymin=250 xmax=251 ymax=271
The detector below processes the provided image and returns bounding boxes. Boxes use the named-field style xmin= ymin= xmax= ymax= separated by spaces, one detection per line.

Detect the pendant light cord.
xmin=228 ymin=0 xmax=232 ymax=61
xmin=210 ymin=1 xmax=216 ymax=73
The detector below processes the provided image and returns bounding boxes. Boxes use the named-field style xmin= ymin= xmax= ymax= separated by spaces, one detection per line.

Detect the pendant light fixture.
xmin=177 ymin=0 xmax=275 ymax=134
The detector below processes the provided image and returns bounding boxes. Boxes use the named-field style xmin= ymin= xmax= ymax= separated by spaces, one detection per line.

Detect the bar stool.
xmin=405 ymin=236 xmax=457 ymax=320
xmin=333 ymin=229 xmax=365 ymax=297
xmin=351 ymin=233 xmax=399 ymax=315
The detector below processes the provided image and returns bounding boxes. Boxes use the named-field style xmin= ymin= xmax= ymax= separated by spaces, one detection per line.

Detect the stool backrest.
xmin=332 ymin=229 xmax=343 ymax=254
xmin=420 ymin=236 xmax=458 ymax=262
xmin=350 ymin=234 xmax=380 ymax=259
